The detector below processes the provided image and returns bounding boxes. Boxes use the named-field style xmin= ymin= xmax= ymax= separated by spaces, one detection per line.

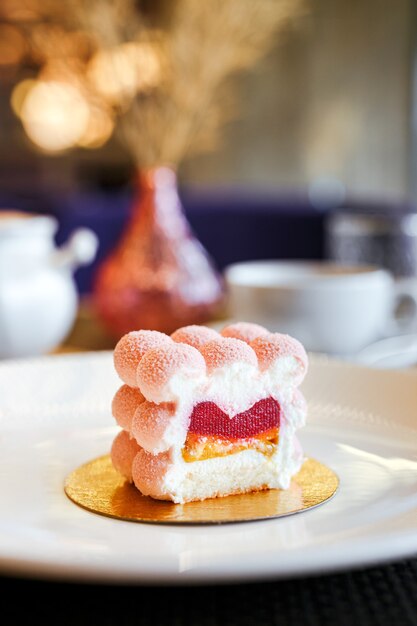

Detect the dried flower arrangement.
xmin=1 ymin=0 xmax=302 ymax=336
xmin=7 ymin=0 xmax=302 ymax=165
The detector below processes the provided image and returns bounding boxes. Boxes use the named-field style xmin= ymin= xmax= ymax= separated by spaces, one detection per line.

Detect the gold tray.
xmin=64 ymin=455 xmax=338 ymax=525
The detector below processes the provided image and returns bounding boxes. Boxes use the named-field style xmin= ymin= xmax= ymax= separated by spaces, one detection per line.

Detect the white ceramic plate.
xmin=0 ymin=352 xmax=416 ymax=584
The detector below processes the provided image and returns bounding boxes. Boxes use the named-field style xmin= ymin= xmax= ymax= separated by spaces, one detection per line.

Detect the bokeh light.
xmin=77 ymin=104 xmax=115 ymax=149
xmin=87 ymin=42 xmax=161 ymax=105
xmin=20 ymin=81 xmax=90 ymax=152
xmin=0 ymin=0 xmax=41 ymax=21
xmin=0 ymin=24 xmax=26 ymax=66
xmin=30 ymin=25 xmax=92 ymax=64
xmin=10 ymin=79 xmax=36 ymax=116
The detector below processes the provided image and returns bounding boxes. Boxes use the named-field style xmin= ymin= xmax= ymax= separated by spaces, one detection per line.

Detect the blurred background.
xmin=1 ymin=0 xmax=417 ymax=357
xmin=1 ymin=0 xmax=415 ymax=196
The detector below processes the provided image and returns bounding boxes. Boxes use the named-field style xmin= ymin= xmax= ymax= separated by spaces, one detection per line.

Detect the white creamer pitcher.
xmin=0 ymin=213 xmax=98 ymax=358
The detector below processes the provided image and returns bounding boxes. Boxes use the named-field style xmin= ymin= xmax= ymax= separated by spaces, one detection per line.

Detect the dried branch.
xmin=122 ymin=0 xmax=301 ymax=167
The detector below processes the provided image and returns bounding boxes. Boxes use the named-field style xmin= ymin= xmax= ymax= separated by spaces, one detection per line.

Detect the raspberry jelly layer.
xmin=182 ymin=397 xmax=281 ymax=463
xmin=188 ymin=397 xmax=280 ymax=438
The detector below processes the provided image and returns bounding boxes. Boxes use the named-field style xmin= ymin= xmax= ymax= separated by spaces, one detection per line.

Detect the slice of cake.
xmin=110 ymin=322 xmax=308 ymax=503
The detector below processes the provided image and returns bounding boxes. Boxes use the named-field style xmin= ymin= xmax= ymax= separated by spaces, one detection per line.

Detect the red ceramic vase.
xmin=94 ymin=167 xmax=224 ymax=338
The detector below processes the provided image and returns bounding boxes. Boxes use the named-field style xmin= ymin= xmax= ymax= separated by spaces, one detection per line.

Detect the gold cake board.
xmin=64 ymin=456 xmax=338 ymax=525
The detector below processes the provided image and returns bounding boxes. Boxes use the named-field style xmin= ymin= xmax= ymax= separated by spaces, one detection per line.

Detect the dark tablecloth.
xmin=3 ymin=558 xmax=417 ymax=626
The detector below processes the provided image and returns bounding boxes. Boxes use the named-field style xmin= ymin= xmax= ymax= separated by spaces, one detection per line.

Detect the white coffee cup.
xmin=224 ymin=260 xmax=416 ymax=354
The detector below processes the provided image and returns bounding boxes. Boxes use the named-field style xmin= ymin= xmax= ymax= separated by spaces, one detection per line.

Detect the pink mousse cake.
xmin=110 ymin=322 xmax=308 ymax=503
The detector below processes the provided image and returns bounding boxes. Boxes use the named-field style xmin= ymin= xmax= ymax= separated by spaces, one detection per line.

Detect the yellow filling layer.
xmin=182 ymin=428 xmax=279 ymax=463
